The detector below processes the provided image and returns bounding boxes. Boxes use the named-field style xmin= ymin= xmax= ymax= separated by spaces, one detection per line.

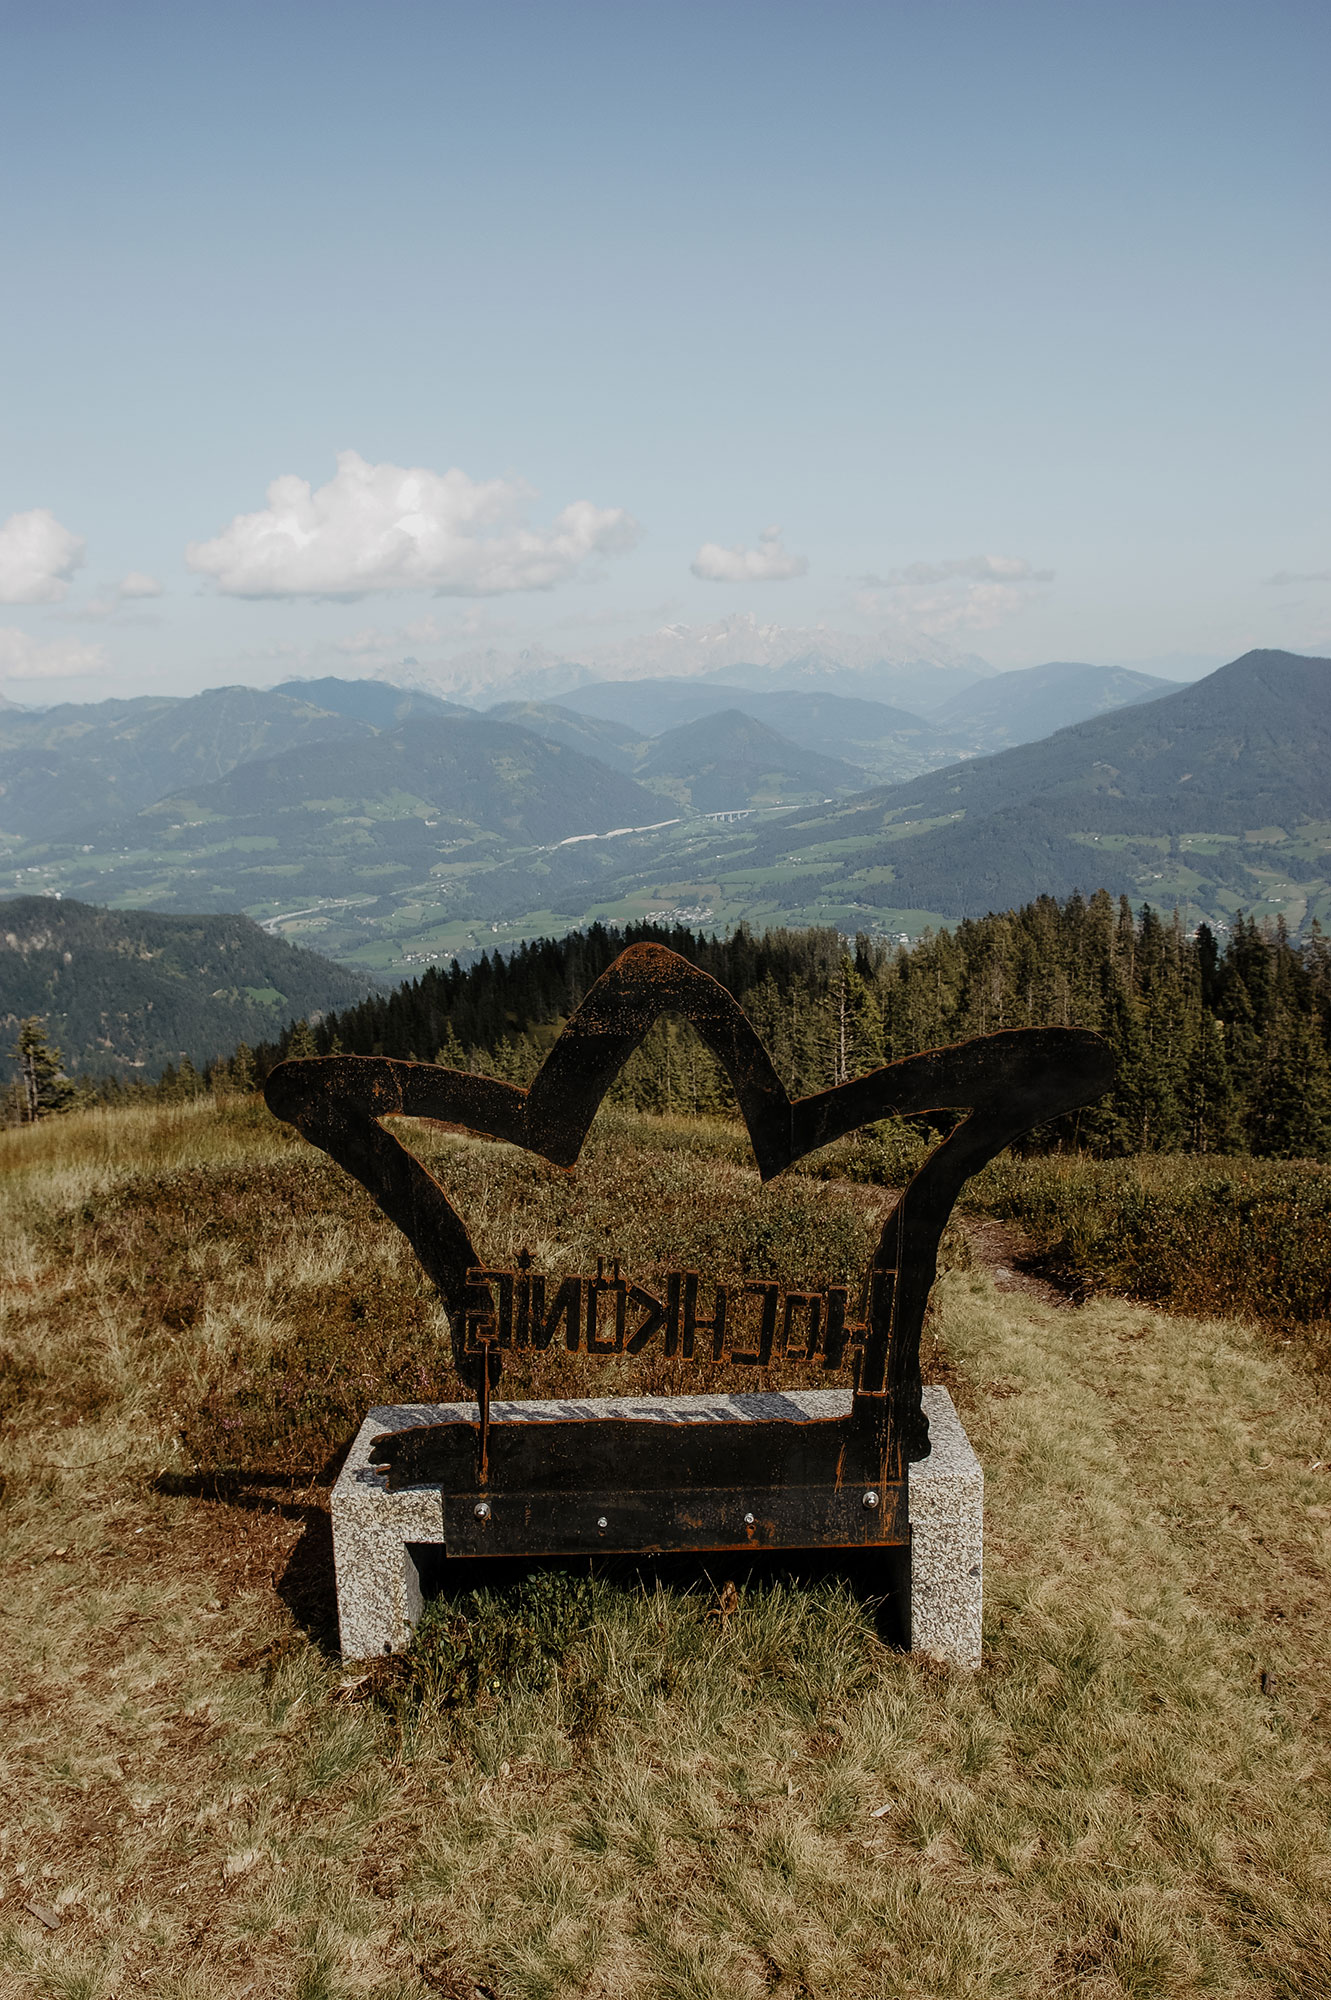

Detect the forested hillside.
xmin=256 ymin=896 xmax=1331 ymax=1159
xmin=0 ymin=684 xmax=370 ymax=840
xmin=924 ymin=660 xmax=1172 ymax=750
xmin=0 ymin=897 xmax=375 ymax=1077
xmin=738 ymin=649 xmax=1331 ymax=927
xmin=636 ymin=709 xmax=864 ymax=810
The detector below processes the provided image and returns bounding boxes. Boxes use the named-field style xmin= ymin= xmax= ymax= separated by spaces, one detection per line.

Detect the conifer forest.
xmin=245 ymin=894 xmax=1331 ymax=1161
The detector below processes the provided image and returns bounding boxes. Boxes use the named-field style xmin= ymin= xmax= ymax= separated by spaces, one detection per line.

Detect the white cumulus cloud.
xmin=118 ymin=570 xmax=163 ymax=598
xmin=0 ymin=508 xmax=87 ymax=604
xmin=691 ymin=526 xmax=808 ymax=584
xmin=185 ymin=451 xmax=642 ymax=599
xmin=0 ymin=628 xmax=106 ymax=680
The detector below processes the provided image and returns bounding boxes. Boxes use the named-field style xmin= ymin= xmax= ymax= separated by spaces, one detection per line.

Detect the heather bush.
xmin=968 ymin=1151 xmax=1331 ymax=1324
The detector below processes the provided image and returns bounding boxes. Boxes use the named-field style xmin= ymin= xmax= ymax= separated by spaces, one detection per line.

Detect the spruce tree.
xmin=1250 ymin=1010 xmax=1331 ymax=1159
xmin=12 ymin=1017 xmax=73 ymax=1122
xmin=828 ymin=956 xmax=883 ymax=1084
xmin=286 ymin=1019 xmax=319 ymax=1060
xmin=1180 ymin=1014 xmax=1237 ymax=1153
xmin=435 ymin=1024 xmax=466 ymax=1069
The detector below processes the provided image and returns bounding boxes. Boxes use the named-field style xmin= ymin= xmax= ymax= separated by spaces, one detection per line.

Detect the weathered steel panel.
xmin=372 ymin=1409 xmax=891 ymax=1494
xmin=439 ymin=1481 xmax=909 ymax=1557
xmin=264 ymin=942 xmax=1112 ymax=1546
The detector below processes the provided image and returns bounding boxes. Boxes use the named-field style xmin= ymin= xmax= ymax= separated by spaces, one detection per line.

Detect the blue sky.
xmin=1 ymin=0 xmax=1327 ymax=701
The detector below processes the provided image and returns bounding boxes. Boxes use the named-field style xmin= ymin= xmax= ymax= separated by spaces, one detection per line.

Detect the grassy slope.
xmin=1 ymin=1101 xmax=1329 ymax=1997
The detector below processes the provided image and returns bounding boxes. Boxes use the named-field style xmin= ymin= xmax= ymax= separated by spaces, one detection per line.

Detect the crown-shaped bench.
xmin=265 ymin=944 xmax=1111 ymax=1668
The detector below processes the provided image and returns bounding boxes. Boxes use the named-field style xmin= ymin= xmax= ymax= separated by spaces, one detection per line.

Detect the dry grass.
xmin=1 ymin=1097 xmax=1330 ymax=1997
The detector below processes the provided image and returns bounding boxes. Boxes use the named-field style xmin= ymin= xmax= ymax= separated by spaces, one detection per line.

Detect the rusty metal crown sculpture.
xmin=264 ymin=944 xmax=1111 ymax=1553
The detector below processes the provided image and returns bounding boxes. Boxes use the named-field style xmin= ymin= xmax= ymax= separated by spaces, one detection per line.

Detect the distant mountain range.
xmin=558 ymin=676 xmax=935 ymax=736
xmin=0 ymin=896 xmax=374 ymax=1076
xmin=552 ymin=660 xmax=1170 ymax=769
xmin=731 ymin=648 xmax=1331 ymax=925
xmin=270 ymin=676 xmax=468 ymax=727
xmin=4 ymin=649 xmax=1323 ymax=971
xmin=436 ymin=649 xmax=1329 ymax=949
xmin=403 ymin=613 xmax=998 ymax=709
xmin=0 ymin=684 xmax=370 ymax=841
xmin=925 ymin=659 xmax=1174 ymax=750
xmin=487 ymin=700 xmax=647 ymax=774
xmin=137 ymin=712 xmax=663 ymax=848
xmin=17 ymin=714 xmax=670 ymax=956
xmin=487 ymin=689 xmax=938 ymax=791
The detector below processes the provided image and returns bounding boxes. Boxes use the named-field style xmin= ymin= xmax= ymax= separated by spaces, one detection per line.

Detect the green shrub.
xmin=966 ymin=1153 xmax=1331 ymax=1324
xmin=396 ymin=1570 xmax=599 ymax=1712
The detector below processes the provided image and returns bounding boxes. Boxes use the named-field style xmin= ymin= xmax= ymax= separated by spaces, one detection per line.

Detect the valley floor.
xmin=1 ymin=1102 xmax=1329 ymax=1997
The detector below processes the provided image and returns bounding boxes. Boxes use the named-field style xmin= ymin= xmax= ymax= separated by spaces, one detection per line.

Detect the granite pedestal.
xmin=330 ymin=1382 xmax=983 ymax=1670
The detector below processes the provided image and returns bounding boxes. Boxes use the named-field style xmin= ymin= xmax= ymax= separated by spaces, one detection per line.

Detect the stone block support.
xmin=331 ymin=1385 xmax=983 ymax=1668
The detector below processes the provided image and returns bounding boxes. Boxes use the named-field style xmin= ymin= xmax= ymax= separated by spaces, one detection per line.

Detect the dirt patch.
xmin=953 ymin=1216 xmax=1077 ymax=1309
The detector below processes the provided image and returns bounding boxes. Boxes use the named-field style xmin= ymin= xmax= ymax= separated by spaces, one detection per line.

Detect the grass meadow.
xmin=1 ymin=1096 xmax=1330 ymax=1998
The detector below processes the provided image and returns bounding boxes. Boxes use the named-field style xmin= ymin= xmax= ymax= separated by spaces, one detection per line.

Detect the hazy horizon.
xmin=0 ymin=616 xmax=1239 ymax=716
